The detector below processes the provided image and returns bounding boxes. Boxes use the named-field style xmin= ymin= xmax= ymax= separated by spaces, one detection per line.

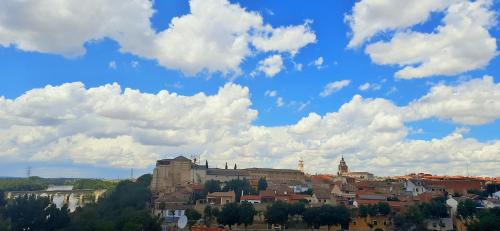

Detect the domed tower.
xmin=337 ymin=155 xmax=348 ymax=176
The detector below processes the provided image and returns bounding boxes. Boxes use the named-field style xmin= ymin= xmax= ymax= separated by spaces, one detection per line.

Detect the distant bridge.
xmin=4 ymin=189 xmax=107 ymax=211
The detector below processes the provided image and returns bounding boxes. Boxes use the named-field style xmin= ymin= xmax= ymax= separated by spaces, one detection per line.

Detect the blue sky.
xmin=0 ymin=0 xmax=499 ymax=178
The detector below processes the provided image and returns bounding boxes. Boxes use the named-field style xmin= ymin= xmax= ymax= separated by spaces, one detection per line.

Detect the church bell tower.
xmin=337 ymin=155 xmax=348 ymax=176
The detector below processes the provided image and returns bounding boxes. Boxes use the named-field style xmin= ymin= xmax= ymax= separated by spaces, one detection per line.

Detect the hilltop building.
xmin=151 ymin=156 xmax=306 ymax=194
xmin=151 ymin=156 xmax=193 ymax=194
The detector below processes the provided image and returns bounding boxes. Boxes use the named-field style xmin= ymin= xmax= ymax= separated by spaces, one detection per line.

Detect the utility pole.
xmin=466 ymin=160 xmax=470 ymax=177
xmin=26 ymin=166 xmax=32 ymax=178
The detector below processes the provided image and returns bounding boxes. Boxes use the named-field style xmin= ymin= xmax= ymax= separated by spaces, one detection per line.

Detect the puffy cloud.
xmin=347 ymin=0 xmax=497 ymax=78
xmin=256 ymin=54 xmax=284 ymax=77
xmin=0 ymin=0 xmax=316 ymax=76
xmin=0 ymin=77 xmax=498 ymax=175
xmin=405 ymin=76 xmax=500 ymax=125
xmin=0 ymin=82 xmax=257 ymax=168
xmin=320 ymin=80 xmax=351 ymax=97
xmin=153 ymin=0 xmax=261 ymax=76
xmin=252 ymin=21 xmax=316 ymax=55
xmin=0 ymin=0 xmax=156 ymax=57
xmin=346 ymin=0 xmax=459 ymax=47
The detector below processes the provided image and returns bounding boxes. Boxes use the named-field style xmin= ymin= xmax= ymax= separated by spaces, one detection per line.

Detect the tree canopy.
xmin=257 ymin=178 xmax=268 ymax=191
xmin=61 ymin=174 xmax=160 ymax=231
xmin=457 ymin=199 xmax=476 ymax=220
xmin=358 ymin=202 xmax=391 ymax=218
xmin=264 ymin=200 xmax=290 ymax=227
xmin=204 ymin=180 xmax=221 ymax=194
xmin=302 ymin=204 xmax=351 ymax=230
xmin=467 ymin=207 xmax=500 ymax=231
xmin=222 ymin=179 xmax=257 ymax=202
xmin=217 ymin=203 xmax=241 ymax=229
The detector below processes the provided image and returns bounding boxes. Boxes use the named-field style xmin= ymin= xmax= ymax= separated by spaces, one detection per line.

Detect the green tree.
xmin=0 ymin=189 xmax=5 ymax=207
xmin=5 ymin=195 xmax=51 ymax=230
xmin=205 ymin=160 xmax=209 ymax=168
xmin=234 ymin=164 xmax=237 ymax=170
xmin=43 ymin=203 xmax=71 ymax=230
xmin=225 ymin=162 xmax=228 ymax=169
xmin=158 ymin=201 xmax=166 ymax=211
xmin=205 ymin=180 xmax=221 ymax=194
xmin=239 ymin=201 xmax=256 ymax=229
xmin=212 ymin=207 xmax=220 ymax=219
xmin=457 ymin=199 xmax=476 ymax=220
xmin=186 ymin=208 xmax=202 ymax=228
xmin=377 ymin=202 xmax=391 ymax=216
xmin=223 ymin=179 xmax=256 ymax=202
xmin=62 ymin=174 xmax=161 ymax=231
xmin=204 ymin=205 xmax=215 ymax=227
xmin=367 ymin=204 xmax=377 ymax=217
xmin=394 ymin=204 xmax=425 ymax=231
xmin=421 ymin=197 xmax=448 ymax=219
xmin=289 ymin=202 xmax=306 ymax=220
xmin=0 ymin=213 xmax=12 ymax=231
xmin=335 ymin=205 xmax=351 ymax=229
xmin=485 ymin=183 xmax=500 ymax=196
xmin=467 ymin=207 xmax=500 ymax=231
xmin=319 ymin=205 xmax=337 ymax=231
xmin=359 ymin=205 xmax=369 ymax=218
xmin=218 ymin=203 xmax=240 ymax=229
xmin=258 ymin=178 xmax=268 ymax=191
xmin=264 ymin=201 xmax=289 ymax=227
xmin=72 ymin=179 xmax=117 ymax=190
xmin=303 ymin=207 xmax=321 ymax=229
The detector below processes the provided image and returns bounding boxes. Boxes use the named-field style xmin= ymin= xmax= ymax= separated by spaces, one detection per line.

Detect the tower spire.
xmin=337 ymin=155 xmax=348 ymax=176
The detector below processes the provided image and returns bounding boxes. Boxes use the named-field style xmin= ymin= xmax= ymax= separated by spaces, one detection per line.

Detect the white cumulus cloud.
xmin=320 ymin=80 xmax=351 ymax=97
xmin=347 ymin=0 xmax=497 ymax=79
xmin=0 ymin=77 xmax=498 ymax=176
xmin=0 ymin=0 xmax=316 ymax=77
xmin=0 ymin=0 xmax=156 ymax=58
xmin=256 ymin=54 xmax=284 ymax=77
xmin=405 ymin=76 xmax=500 ymax=125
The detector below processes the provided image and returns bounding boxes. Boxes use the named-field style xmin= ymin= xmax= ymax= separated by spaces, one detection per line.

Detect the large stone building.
xmin=151 ymin=156 xmax=193 ymax=194
xmin=151 ymin=156 xmax=306 ymax=194
xmin=245 ymin=168 xmax=305 ymax=184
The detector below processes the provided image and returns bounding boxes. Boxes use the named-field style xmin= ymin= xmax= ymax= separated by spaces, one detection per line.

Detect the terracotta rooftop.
xmin=207 ymin=191 xmax=235 ymax=197
xmin=241 ymin=195 xmax=260 ymax=201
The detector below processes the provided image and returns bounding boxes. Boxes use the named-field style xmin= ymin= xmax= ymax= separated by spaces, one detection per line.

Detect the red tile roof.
xmin=241 ymin=195 xmax=260 ymax=201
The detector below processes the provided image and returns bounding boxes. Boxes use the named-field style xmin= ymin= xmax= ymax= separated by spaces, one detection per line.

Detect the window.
xmin=373 ymin=220 xmax=378 ymax=225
